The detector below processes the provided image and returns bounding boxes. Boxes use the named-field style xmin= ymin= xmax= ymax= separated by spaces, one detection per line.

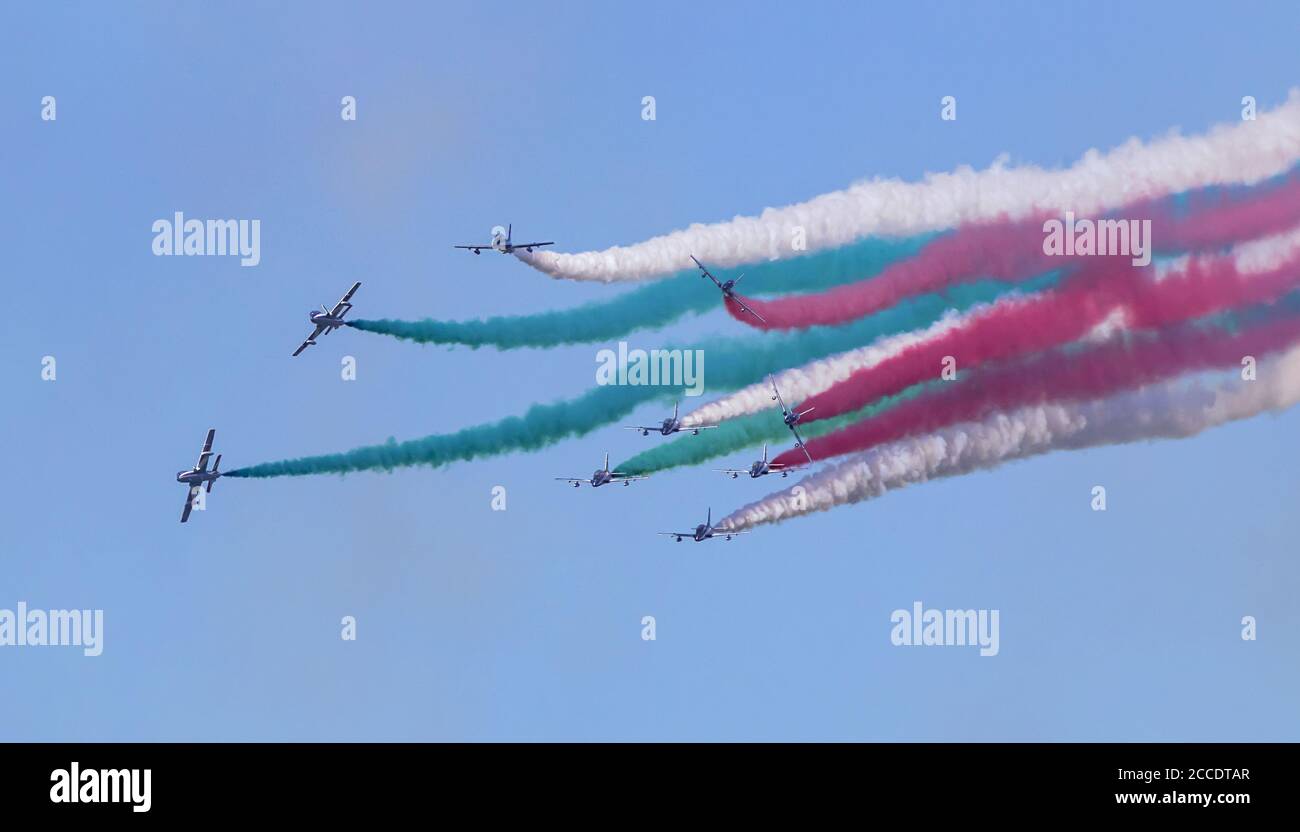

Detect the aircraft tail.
xmin=604 ymin=451 xmax=610 ymax=472
xmin=207 ymin=455 xmax=221 ymax=492
xmin=707 ymin=507 xmax=712 ymax=527
xmin=507 ymin=223 xmax=512 ymax=244
xmin=762 ymin=442 xmax=768 ymax=461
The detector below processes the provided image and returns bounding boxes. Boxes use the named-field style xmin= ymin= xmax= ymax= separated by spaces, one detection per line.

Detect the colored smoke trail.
xmin=721 ymin=344 xmax=1300 ymax=532
xmin=519 ymin=94 xmax=1300 ymax=282
xmin=793 ymin=232 xmax=1300 ymax=425
xmin=679 ymin=224 xmax=1300 ymax=432
xmin=680 ymin=303 xmax=1006 ymax=429
xmin=770 ymin=309 xmax=1300 ymax=470
xmin=616 ymin=385 xmax=928 ymax=477
xmin=225 ymin=383 xmax=665 ymax=478
xmin=227 ymin=280 xmax=1023 ymax=478
xmin=728 ymin=172 xmax=1300 ymax=330
xmin=344 ymin=235 xmax=931 ymax=349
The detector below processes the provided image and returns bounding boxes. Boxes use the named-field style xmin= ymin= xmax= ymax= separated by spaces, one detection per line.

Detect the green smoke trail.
xmin=227 ymin=276 xmax=1053 ymax=479
xmin=226 ymin=383 xmax=659 ymax=478
xmin=345 ymin=234 xmax=936 ymax=349
xmin=616 ymin=385 xmax=930 ymax=476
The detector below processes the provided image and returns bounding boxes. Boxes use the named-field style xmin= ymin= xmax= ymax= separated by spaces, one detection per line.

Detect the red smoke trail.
xmin=772 ymin=313 xmax=1300 ymax=470
xmin=794 ymin=250 xmax=1300 ymax=423
xmin=730 ymin=175 xmax=1300 ymax=330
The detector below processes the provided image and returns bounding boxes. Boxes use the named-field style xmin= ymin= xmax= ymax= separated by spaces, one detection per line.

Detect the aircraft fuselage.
xmin=176 ymin=468 xmax=219 ymax=486
xmin=309 ymin=311 xmax=345 ymax=328
xmin=639 ymin=418 xmax=700 ymax=437
xmin=671 ymin=524 xmax=736 ymax=542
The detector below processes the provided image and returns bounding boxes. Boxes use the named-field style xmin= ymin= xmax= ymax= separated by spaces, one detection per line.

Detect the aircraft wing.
xmin=329 ymin=281 xmax=362 ymax=316
xmin=715 ymin=468 xmax=748 ymax=476
xmin=691 ymin=255 xmax=725 ymax=288
xmin=791 ymin=429 xmax=814 ymax=463
xmin=624 ymin=425 xmax=659 ymax=432
xmin=554 ymin=477 xmax=586 ymax=485
xmin=454 ymin=245 xmax=486 ymax=253
xmin=658 ymin=531 xmax=694 ymax=538
xmin=731 ymin=296 xmax=767 ymax=324
xmin=692 ymin=424 xmax=718 ymax=430
xmin=513 ymin=241 xmax=553 ymax=249
xmin=180 ymin=486 xmax=197 ymax=523
xmin=293 ymin=324 xmax=328 ymax=357
xmin=611 ymin=473 xmax=649 ymax=482
xmin=769 ymin=376 xmax=788 ymax=411
xmin=196 ymin=429 xmax=216 ymax=470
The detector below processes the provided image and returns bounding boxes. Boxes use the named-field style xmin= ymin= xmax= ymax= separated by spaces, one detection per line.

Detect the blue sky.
xmin=2 ymin=1 xmax=1298 ymax=740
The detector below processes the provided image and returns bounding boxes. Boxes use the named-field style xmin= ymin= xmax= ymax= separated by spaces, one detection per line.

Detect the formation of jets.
xmin=173 ymin=226 xmax=817 ymax=533
xmin=176 ymin=429 xmax=222 ymax=523
xmin=659 ymin=508 xmax=747 ymax=542
xmin=455 ymin=224 xmax=554 ymax=255
xmin=717 ymin=442 xmax=790 ymax=479
xmin=555 ymin=452 xmax=650 ymax=488
xmin=626 ymin=402 xmax=718 ymax=437
xmin=691 ymin=254 xmax=765 ymax=323
xmin=293 ymin=281 xmax=361 ymax=357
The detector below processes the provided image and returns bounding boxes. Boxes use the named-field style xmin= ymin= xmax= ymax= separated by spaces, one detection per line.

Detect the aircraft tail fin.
xmin=207 ymin=455 xmax=221 ymax=492
xmin=604 ymin=451 xmax=610 ymax=472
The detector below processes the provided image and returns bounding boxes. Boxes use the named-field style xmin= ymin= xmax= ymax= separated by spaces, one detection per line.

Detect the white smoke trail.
xmin=520 ymin=93 xmax=1300 ymax=283
xmin=681 ymin=225 xmax=1300 ymax=428
xmin=718 ymin=344 xmax=1300 ymax=532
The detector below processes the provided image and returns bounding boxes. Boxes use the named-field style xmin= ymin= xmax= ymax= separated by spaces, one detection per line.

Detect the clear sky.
xmin=2 ymin=1 xmax=1298 ymax=741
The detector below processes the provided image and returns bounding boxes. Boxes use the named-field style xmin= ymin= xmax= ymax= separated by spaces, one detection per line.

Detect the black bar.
xmin=0 ymin=742 xmax=1279 ymax=818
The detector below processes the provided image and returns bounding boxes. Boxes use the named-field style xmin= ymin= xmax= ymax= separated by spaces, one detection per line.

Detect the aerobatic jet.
xmin=770 ymin=375 xmax=815 ymax=464
xmin=626 ymin=402 xmax=717 ymax=437
xmin=555 ymin=452 xmax=649 ymax=488
xmin=292 ymin=281 xmax=361 ymax=357
xmin=716 ymin=443 xmax=791 ymax=479
xmin=659 ymin=508 xmax=747 ymax=542
xmin=691 ymin=254 xmax=766 ymax=323
xmin=455 ymin=224 xmax=553 ymax=255
xmin=176 ymin=428 xmax=222 ymax=523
